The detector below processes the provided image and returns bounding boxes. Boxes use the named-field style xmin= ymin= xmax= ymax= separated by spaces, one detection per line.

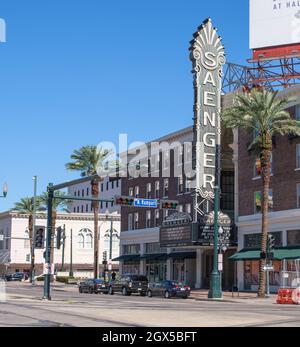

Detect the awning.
xmin=112 ymin=254 xmax=140 ymax=262
xmin=167 ymin=251 xmax=197 ymax=260
xmin=229 ymin=246 xmax=300 ymax=261
xmin=140 ymin=253 xmax=168 ymax=261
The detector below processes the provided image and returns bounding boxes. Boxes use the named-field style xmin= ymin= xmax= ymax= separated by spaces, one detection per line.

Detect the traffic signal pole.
xmin=43 ymin=184 xmax=53 ymax=300
xmin=42 ymin=176 xmax=115 ymax=301
xmin=30 ymin=176 xmax=37 ymax=285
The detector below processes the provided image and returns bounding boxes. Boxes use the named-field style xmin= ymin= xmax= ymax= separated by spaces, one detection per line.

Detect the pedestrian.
xmin=111 ymin=272 xmax=116 ymax=281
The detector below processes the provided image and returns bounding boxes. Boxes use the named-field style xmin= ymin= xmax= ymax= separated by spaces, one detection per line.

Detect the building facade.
xmin=233 ymin=86 xmax=300 ymax=292
xmin=117 ymin=124 xmax=236 ymax=289
xmin=0 ymin=211 xmax=120 ymax=278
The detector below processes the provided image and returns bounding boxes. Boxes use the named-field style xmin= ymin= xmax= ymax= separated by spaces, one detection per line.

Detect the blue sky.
xmin=0 ymin=0 xmax=250 ymax=211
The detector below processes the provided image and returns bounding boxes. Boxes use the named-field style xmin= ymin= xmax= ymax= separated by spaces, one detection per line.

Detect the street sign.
xmin=134 ymin=198 xmax=158 ymax=208
xmin=263 ymin=265 xmax=274 ymax=271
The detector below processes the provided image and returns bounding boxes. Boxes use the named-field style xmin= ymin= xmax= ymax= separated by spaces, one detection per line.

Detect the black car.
xmin=147 ymin=280 xmax=191 ymax=299
xmin=78 ymin=279 xmax=109 ymax=294
xmin=108 ymin=275 xmax=148 ymax=296
xmin=5 ymin=272 xmax=28 ymax=282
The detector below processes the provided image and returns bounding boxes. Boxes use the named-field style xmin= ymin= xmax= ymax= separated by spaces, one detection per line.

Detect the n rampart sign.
xmin=189 ymin=18 xmax=225 ymax=219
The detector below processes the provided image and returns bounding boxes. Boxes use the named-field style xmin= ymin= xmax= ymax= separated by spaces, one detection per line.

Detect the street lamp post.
xmin=31 ymin=176 xmax=37 ymax=284
xmin=105 ymin=211 xmax=119 ymax=281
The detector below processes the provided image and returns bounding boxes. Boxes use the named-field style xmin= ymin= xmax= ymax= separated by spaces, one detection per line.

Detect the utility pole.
xmin=69 ymin=228 xmax=73 ymax=277
xmin=61 ymin=224 xmax=66 ymax=272
xmin=31 ymin=176 xmax=37 ymax=285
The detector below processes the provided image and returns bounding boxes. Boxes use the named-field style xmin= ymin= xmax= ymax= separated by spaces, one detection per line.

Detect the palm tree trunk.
xmin=258 ymin=145 xmax=272 ymax=298
xmin=92 ymin=177 xmax=100 ymax=279
xmin=50 ymin=210 xmax=57 ymax=282
xmin=28 ymin=215 xmax=33 ymax=282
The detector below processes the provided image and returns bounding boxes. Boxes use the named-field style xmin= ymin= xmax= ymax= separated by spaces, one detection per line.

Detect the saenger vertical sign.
xmin=189 ymin=18 xmax=225 ymax=220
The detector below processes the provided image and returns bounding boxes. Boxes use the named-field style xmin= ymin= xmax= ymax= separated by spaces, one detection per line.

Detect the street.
xmin=1 ymin=282 xmax=300 ymax=327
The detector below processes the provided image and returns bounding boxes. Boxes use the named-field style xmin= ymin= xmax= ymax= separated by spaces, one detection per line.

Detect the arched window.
xmin=78 ymin=234 xmax=84 ymax=249
xmin=85 ymin=233 xmax=93 ymax=249
xmin=78 ymin=228 xmax=93 ymax=249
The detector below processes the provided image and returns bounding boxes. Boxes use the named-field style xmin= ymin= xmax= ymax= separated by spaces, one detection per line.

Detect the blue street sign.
xmin=134 ymin=199 xmax=158 ymax=208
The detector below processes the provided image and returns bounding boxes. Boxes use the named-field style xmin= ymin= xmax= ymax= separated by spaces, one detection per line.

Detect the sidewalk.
xmin=189 ymin=289 xmax=277 ymax=304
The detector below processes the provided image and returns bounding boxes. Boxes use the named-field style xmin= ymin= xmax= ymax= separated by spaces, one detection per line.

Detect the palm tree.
xmin=65 ymin=145 xmax=112 ymax=279
xmin=222 ymin=89 xmax=300 ymax=298
xmin=39 ymin=191 xmax=69 ymax=270
xmin=14 ymin=197 xmax=43 ymax=281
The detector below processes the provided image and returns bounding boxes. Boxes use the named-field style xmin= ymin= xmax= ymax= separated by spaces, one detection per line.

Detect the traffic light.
xmin=34 ymin=226 xmax=45 ymax=249
xmin=102 ymin=251 xmax=107 ymax=265
xmin=160 ymin=200 xmax=179 ymax=210
xmin=267 ymin=234 xmax=275 ymax=260
xmin=115 ymin=196 xmax=134 ymax=206
xmin=56 ymin=226 xmax=63 ymax=249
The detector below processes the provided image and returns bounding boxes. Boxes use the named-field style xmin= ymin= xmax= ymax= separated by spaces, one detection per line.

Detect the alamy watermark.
xmin=95 ymin=134 xmax=201 ymax=190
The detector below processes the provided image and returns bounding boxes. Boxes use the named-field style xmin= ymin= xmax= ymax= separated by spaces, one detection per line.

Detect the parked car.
xmin=78 ymin=279 xmax=109 ymax=294
xmin=108 ymin=274 xmax=148 ymax=296
xmin=5 ymin=272 xmax=29 ymax=282
xmin=147 ymin=280 xmax=191 ymax=299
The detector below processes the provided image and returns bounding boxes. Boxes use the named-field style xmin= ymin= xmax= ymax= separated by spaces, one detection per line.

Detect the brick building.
xmin=116 ymin=123 xmax=236 ymax=289
xmin=231 ymin=86 xmax=300 ymax=292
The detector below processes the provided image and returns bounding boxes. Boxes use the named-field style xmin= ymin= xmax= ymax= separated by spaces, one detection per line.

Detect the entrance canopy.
xmin=112 ymin=255 xmax=140 ymax=262
xmin=229 ymin=246 xmax=300 ymax=261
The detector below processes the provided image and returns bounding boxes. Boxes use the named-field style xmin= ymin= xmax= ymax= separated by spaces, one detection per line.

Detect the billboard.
xmin=250 ymin=0 xmax=300 ymax=49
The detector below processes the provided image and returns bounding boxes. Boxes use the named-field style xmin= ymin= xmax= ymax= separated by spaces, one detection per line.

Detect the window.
xmin=123 ymin=244 xmax=140 ymax=255
xmin=74 ymin=191 xmax=77 ymax=197
xmin=254 ymin=190 xmax=273 ymax=214
xmin=244 ymin=232 xmax=282 ymax=249
xmin=185 ymin=203 xmax=192 ymax=215
xmin=105 ymin=202 xmax=108 ymax=209
xmin=287 ymin=230 xmax=300 ymax=246
xmin=73 ymin=207 xmax=76 ymax=213
xmin=163 ymin=150 xmax=170 ymax=170
xmin=178 ymin=175 xmax=184 ymax=194
xmin=177 ymin=205 xmax=183 ymax=213
xmin=112 ymin=181 xmax=114 ymax=189
xmin=116 ymin=180 xmax=119 ymax=188
xmin=135 ymin=186 xmax=139 ymax=198
xmin=106 ymin=182 xmax=109 ymax=190
xmin=154 ymin=209 xmax=160 ymax=227
xmin=147 ymin=183 xmax=152 ymax=199
xmin=145 ymin=242 xmax=167 ymax=254
xmin=146 ymin=210 xmax=151 ymax=228
xmin=5 ymin=229 xmax=9 ymax=249
xmin=297 ymin=144 xmax=300 ymax=169
xmin=101 ymin=183 xmax=104 ymax=192
xmin=128 ymin=214 xmax=133 ymax=231
xmin=155 ymin=181 xmax=160 ymax=198
xmin=86 ymin=187 xmax=89 ymax=196
xmin=220 ymin=171 xmax=234 ymax=212
xmin=78 ymin=234 xmax=84 ymax=249
xmin=78 ymin=229 xmax=93 ymax=249
xmin=100 ymin=201 xmax=103 ymax=209
xmin=163 ymin=209 xmax=169 ymax=219
xmin=185 ymin=179 xmax=192 ymax=193
xmin=78 ymin=190 xmax=80 ymax=196
xmin=0 ymin=230 xmax=4 ymax=250
xmin=85 ymin=233 xmax=93 ymax=249
xmin=86 ymin=204 xmax=88 ymax=212
xmin=163 ymin=179 xmax=169 ymax=197
xmin=134 ymin=213 xmax=139 ymax=229
xmin=77 ymin=206 xmax=79 ymax=213
xmin=296 ymin=104 xmax=300 ymax=121
xmin=129 ymin=187 xmax=134 ymax=196
xmin=81 ymin=205 xmax=84 ymax=213
xmin=82 ymin=189 xmax=84 ymax=197
xmin=111 ymin=201 xmax=114 ymax=207
xmin=297 ymin=184 xmax=300 ymax=208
